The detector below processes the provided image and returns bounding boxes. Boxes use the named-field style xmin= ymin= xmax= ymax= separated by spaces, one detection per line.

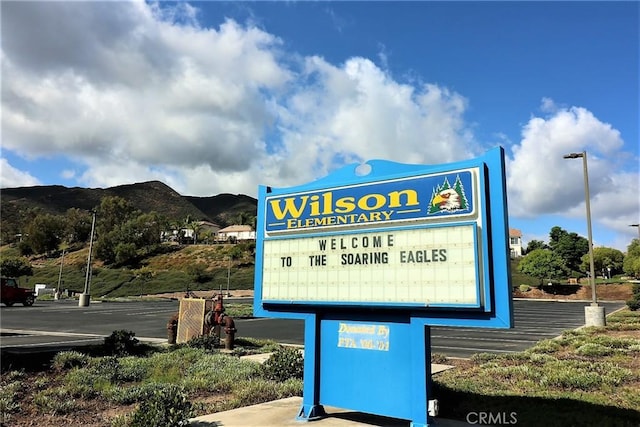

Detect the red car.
xmin=1 ymin=277 xmax=36 ymax=307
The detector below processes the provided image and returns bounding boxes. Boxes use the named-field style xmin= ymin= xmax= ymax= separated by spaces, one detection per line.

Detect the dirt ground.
xmin=151 ymin=284 xmax=633 ymax=303
xmin=144 ymin=289 xmax=255 ymax=300
xmin=512 ymin=284 xmax=632 ymax=301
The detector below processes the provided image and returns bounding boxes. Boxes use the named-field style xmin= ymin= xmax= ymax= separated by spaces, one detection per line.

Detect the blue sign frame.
xmin=254 ymin=147 xmax=513 ymax=426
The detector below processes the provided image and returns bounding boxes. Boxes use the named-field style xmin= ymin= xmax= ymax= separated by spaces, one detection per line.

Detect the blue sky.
xmin=1 ymin=1 xmax=638 ymax=250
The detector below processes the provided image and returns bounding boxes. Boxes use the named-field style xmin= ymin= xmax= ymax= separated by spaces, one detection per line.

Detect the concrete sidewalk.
xmin=189 ymin=396 xmax=472 ymax=426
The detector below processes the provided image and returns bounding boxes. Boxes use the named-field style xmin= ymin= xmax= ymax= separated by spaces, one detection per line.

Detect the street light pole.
xmin=55 ymin=248 xmax=65 ymax=300
xmin=563 ymin=151 xmax=605 ymax=326
xmin=79 ymin=210 xmax=96 ymax=307
xmin=630 ymin=224 xmax=640 ymax=239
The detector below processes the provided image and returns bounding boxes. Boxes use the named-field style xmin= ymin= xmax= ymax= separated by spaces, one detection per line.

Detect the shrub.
xmin=117 ymin=357 xmax=148 ymax=382
xmin=431 ymin=353 xmax=448 ymax=364
xmin=231 ymin=378 xmax=302 ymax=407
xmin=260 ymin=346 xmax=304 ymax=382
xmin=575 ymin=343 xmax=614 ymax=357
xmin=185 ymin=334 xmax=220 ymax=351
xmin=104 ymin=330 xmax=140 ymax=356
xmin=90 ymin=356 xmax=121 ymax=383
xmin=0 ymin=381 xmax=22 ymax=419
xmin=519 ymin=284 xmax=530 ymax=292
xmin=52 ymin=351 xmax=89 ymax=371
xmin=128 ymin=384 xmax=193 ymax=427
xmin=33 ymin=387 xmax=78 ymax=415
xmin=627 ymin=284 xmax=640 ymax=311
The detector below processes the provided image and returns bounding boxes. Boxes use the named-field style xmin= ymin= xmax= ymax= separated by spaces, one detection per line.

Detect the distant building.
xmin=162 ymin=220 xmax=221 ymax=243
xmin=509 ymin=228 xmax=523 ymax=258
xmin=218 ymin=224 xmax=255 ymax=242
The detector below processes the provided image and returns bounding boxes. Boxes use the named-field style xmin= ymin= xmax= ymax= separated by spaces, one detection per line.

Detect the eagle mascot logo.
xmin=431 ymin=188 xmax=461 ymax=211
xmin=428 ymin=175 xmax=469 ymax=214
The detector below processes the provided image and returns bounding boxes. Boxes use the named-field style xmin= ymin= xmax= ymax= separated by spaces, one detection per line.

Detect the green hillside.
xmin=5 ymin=243 xmax=255 ymax=298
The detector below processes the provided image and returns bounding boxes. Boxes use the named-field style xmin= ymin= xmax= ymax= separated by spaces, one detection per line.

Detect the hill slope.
xmin=0 ymin=181 xmax=257 ymax=235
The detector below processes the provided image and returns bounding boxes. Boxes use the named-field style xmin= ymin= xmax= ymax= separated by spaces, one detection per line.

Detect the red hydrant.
xmin=204 ymin=294 xmax=236 ymax=349
xmin=219 ymin=313 xmax=237 ymax=350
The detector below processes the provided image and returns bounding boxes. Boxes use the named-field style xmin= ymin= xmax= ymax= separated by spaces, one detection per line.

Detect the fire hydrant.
xmin=204 ymin=294 xmax=236 ymax=349
xmin=219 ymin=313 xmax=237 ymax=350
xmin=167 ymin=313 xmax=179 ymax=344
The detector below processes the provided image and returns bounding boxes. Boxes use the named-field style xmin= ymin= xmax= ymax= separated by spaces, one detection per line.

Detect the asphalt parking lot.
xmin=0 ymin=298 xmax=626 ymax=359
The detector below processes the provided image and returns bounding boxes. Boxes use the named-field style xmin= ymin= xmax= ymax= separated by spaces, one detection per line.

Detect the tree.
xmin=189 ymin=221 xmax=202 ymax=244
xmin=25 ymin=213 xmax=66 ymax=255
xmin=96 ymin=207 xmax=163 ymax=266
xmin=64 ymin=208 xmax=92 ymax=244
xmin=623 ymin=239 xmax=640 ymax=278
xmin=185 ymin=263 xmax=208 ymax=284
xmin=525 ymin=239 xmax=547 ymax=254
xmin=580 ymin=247 xmax=624 ymax=277
xmin=518 ymin=249 xmax=568 ymax=285
xmin=96 ymin=196 xmax=138 ymax=236
xmin=133 ymin=267 xmax=154 ymax=297
xmin=548 ymin=226 xmax=589 ymax=272
xmin=0 ymin=257 xmax=33 ymax=277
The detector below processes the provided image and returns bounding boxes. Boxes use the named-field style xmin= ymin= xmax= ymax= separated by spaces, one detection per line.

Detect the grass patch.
xmin=1 ymin=337 xmax=302 ymax=425
xmin=434 ymin=308 xmax=640 ymax=426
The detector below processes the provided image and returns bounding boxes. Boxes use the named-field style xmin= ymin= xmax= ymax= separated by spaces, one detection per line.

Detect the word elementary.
xmin=264 ymin=170 xmax=475 ymax=232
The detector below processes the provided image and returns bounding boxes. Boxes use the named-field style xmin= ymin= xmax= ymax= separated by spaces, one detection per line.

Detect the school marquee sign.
xmin=253 ymin=147 xmax=513 ymax=427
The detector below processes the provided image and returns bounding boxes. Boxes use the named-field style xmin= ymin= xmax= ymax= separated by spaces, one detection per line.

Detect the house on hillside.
xmin=218 ymin=224 xmax=255 ymax=242
xmin=162 ymin=220 xmax=221 ymax=243
xmin=509 ymin=228 xmax=523 ymax=258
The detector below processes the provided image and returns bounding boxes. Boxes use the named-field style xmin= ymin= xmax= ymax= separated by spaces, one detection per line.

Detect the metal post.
xmin=580 ymin=152 xmax=597 ymax=306
xmin=79 ymin=211 xmax=96 ymax=307
xmin=563 ymin=151 xmax=604 ymax=326
xmin=55 ymin=248 xmax=65 ymax=300
xmin=226 ymin=256 xmax=231 ymax=296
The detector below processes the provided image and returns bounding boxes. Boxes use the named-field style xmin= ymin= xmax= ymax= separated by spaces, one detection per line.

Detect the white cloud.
xmin=506 ymin=101 xmax=638 ymax=247
xmin=2 ymin=2 xmax=289 ymax=194
xmin=265 ymin=56 xmax=476 ymax=187
xmin=1 ymin=1 xmax=477 ymax=197
xmin=0 ymin=158 xmax=41 ymax=188
xmin=507 ymin=103 xmax=624 ymax=216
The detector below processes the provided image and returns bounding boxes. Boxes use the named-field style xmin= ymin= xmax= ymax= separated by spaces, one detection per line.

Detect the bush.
xmin=128 ymin=384 xmax=193 ymax=427
xmin=33 ymin=387 xmax=78 ymax=415
xmin=0 ymin=381 xmax=22 ymax=418
xmin=519 ymin=284 xmax=530 ymax=292
xmin=185 ymin=334 xmax=220 ymax=351
xmin=52 ymin=351 xmax=89 ymax=371
xmin=627 ymin=284 xmax=640 ymax=311
xmin=575 ymin=343 xmax=614 ymax=357
xmin=260 ymin=346 xmax=304 ymax=382
xmin=104 ymin=330 xmax=139 ymax=356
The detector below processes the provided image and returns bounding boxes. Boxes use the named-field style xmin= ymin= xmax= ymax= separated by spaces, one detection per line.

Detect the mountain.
xmin=0 ymin=181 xmax=257 ymax=236
xmin=186 ymin=193 xmax=258 ymax=226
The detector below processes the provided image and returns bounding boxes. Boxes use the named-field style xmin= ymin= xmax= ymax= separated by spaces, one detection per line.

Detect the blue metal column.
xmin=410 ymin=320 xmax=431 ymax=427
xmin=297 ymin=313 xmax=326 ymax=420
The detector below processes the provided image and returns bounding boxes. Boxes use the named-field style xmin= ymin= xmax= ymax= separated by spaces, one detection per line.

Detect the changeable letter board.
xmin=262 ymin=224 xmax=480 ymax=306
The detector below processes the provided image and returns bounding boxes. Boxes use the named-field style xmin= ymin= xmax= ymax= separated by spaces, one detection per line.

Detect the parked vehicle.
xmin=1 ymin=277 xmax=36 ymax=307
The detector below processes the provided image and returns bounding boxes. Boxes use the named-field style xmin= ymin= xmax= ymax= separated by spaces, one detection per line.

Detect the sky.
xmin=1 ymin=1 xmax=638 ymax=251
